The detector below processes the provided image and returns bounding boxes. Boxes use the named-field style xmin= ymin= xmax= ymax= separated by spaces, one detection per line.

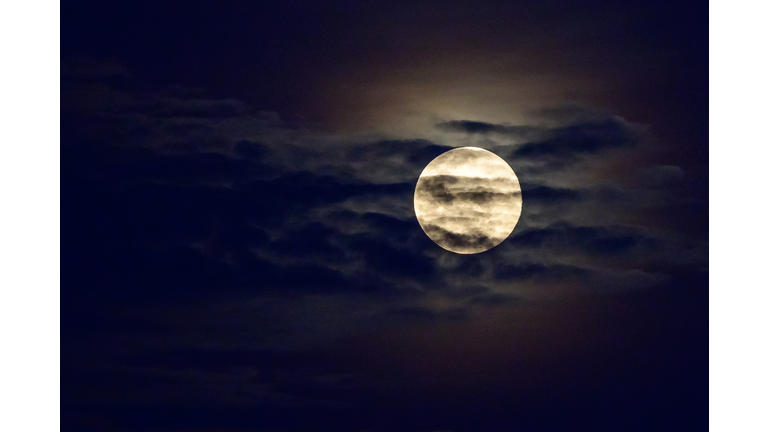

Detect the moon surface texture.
xmin=414 ymin=147 xmax=522 ymax=254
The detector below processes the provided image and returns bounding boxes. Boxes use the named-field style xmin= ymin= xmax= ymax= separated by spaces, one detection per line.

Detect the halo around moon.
xmin=414 ymin=147 xmax=522 ymax=254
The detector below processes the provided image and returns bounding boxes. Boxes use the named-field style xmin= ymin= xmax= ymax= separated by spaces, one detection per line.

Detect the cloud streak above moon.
xmin=414 ymin=147 xmax=522 ymax=254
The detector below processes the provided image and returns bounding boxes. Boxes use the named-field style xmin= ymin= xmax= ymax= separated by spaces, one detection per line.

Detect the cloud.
xmin=436 ymin=115 xmax=643 ymax=174
xmin=56 ymin=139 xmax=673 ymax=303
xmin=62 ymin=140 xmax=444 ymax=304
xmin=333 ymin=139 xmax=455 ymax=184
xmin=256 ymin=262 xmax=378 ymax=293
xmin=526 ymin=105 xmax=617 ymax=125
xmin=344 ymin=234 xmax=438 ymax=280
xmin=416 ymin=175 xmax=519 ymax=205
xmin=422 ymin=224 xmax=498 ymax=252
xmin=511 ymin=222 xmax=650 ymax=256
xmin=60 ymin=0 xmax=708 ymax=420
xmin=347 ymin=139 xmax=453 ymax=167
xmin=61 ymin=60 xmax=307 ymax=153
xmin=511 ymin=117 xmax=641 ymax=161
xmin=521 ymin=185 xmax=581 ymax=203
xmin=61 ymin=89 xmax=683 ymax=315
xmin=61 ymin=61 xmax=706 ymax=373
xmin=267 ymin=222 xmax=347 ymax=263
xmin=437 ymin=120 xmax=541 ymax=140
xmin=493 ymin=262 xmax=589 ymax=281
xmin=132 ymin=151 xmax=259 ymax=184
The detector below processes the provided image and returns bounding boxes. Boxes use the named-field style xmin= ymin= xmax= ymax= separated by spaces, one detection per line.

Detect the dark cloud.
xmin=416 ymin=175 xmax=518 ymax=205
xmin=61 ymin=84 xmax=687 ymax=315
xmin=493 ymin=262 xmax=589 ymax=281
xmin=522 ymin=185 xmax=581 ymax=203
xmin=348 ymin=139 xmax=453 ymax=166
xmin=511 ymin=222 xmax=650 ymax=256
xmin=62 ymin=128 xmax=468 ymax=310
xmin=415 ymin=175 xmax=459 ymax=203
xmin=336 ymin=139 xmax=456 ymax=184
xmin=512 ymin=117 xmax=641 ymax=161
xmin=345 ymin=234 xmax=438 ymax=280
xmin=62 ymin=144 xmax=425 ymax=304
xmin=267 ymin=222 xmax=347 ymax=263
xmin=527 ymin=105 xmax=616 ymax=125
xmin=422 ymin=224 xmax=498 ymax=252
xmin=437 ymin=116 xmax=642 ymax=173
xmin=455 ymin=190 xmax=512 ymax=205
xmin=258 ymin=263 xmax=373 ymax=293
xmin=359 ymin=212 xmax=417 ymax=236
xmin=448 ymin=257 xmax=488 ymax=278
xmin=133 ymin=151 xmax=258 ymax=184
xmin=439 ymin=120 xmax=500 ymax=133
xmin=318 ymin=210 xmax=424 ymax=248
xmin=437 ymin=120 xmax=540 ymax=139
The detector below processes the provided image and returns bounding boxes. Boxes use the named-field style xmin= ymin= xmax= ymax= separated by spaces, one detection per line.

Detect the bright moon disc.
xmin=414 ymin=147 xmax=522 ymax=254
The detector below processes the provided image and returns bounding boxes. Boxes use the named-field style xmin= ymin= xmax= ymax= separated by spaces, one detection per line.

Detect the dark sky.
xmin=61 ymin=1 xmax=708 ymax=431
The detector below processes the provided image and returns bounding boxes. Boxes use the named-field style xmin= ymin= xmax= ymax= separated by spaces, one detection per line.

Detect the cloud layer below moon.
xmin=414 ymin=147 xmax=522 ymax=254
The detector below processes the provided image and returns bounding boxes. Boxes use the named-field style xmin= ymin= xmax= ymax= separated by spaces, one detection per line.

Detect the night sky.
xmin=61 ymin=1 xmax=708 ymax=431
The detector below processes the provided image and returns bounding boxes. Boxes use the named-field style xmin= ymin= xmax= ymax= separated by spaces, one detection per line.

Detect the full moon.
xmin=414 ymin=147 xmax=522 ymax=254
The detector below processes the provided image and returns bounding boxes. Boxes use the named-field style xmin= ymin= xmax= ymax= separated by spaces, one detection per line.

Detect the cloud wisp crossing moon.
xmin=414 ymin=147 xmax=522 ymax=254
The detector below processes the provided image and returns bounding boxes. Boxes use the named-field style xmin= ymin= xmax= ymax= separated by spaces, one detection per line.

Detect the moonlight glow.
xmin=414 ymin=147 xmax=522 ymax=254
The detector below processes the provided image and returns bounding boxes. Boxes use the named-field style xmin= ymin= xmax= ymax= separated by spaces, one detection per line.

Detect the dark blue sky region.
xmin=61 ymin=1 xmax=708 ymax=431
